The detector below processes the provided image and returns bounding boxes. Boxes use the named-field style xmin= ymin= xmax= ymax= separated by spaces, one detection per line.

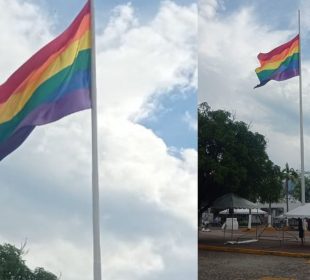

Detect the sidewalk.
xmin=199 ymin=227 xmax=310 ymax=258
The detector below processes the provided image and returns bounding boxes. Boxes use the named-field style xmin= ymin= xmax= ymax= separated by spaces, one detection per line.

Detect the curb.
xmin=198 ymin=244 xmax=310 ymax=258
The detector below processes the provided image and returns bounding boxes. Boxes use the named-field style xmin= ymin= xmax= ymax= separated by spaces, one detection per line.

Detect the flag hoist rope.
xmin=298 ymin=10 xmax=306 ymax=205
xmin=90 ymin=0 xmax=102 ymax=279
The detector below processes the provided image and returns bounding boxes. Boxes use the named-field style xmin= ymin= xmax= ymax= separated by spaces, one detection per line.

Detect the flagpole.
xmin=90 ymin=0 xmax=102 ymax=279
xmin=298 ymin=9 xmax=306 ymax=205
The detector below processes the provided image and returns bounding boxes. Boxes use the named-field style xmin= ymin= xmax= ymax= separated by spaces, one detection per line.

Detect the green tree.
xmin=198 ymin=103 xmax=282 ymax=213
xmin=0 ymin=243 xmax=58 ymax=280
xmin=258 ymin=161 xmax=283 ymax=225
xmin=282 ymin=163 xmax=298 ymax=212
xmin=33 ymin=268 xmax=58 ymax=280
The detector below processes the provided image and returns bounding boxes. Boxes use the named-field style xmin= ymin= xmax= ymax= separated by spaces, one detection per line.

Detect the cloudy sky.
xmin=0 ymin=1 xmax=197 ymax=279
xmin=200 ymin=0 xmax=310 ymax=173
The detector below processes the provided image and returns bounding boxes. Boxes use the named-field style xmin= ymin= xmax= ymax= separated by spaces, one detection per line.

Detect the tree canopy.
xmin=0 ymin=243 xmax=58 ymax=280
xmin=198 ymin=103 xmax=283 ymax=211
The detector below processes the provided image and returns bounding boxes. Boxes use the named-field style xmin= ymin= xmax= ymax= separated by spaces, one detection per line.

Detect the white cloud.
xmin=98 ymin=3 xmax=139 ymax=50
xmin=97 ymin=1 xmax=197 ymax=121
xmin=0 ymin=1 xmax=197 ymax=279
xmin=299 ymin=0 xmax=310 ymax=35
xmin=0 ymin=0 xmax=52 ymax=81
xmin=96 ymin=1 xmax=197 ymax=227
xmin=103 ymin=238 xmax=164 ymax=280
xmin=183 ymin=111 xmax=198 ymax=131
xmin=199 ymin=0 xmax=224 ymax=19
xmin=25 ymin=239 xmax=93 ymax=280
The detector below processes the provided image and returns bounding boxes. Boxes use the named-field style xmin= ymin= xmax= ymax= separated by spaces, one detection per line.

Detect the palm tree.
xmin=282 ymin=163 xmax=298 ymax=213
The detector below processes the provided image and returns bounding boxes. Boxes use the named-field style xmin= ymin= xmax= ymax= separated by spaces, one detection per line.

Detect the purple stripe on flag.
xmin=0 ymin=89 xmax=91 ymax=160
xmin=19 ymin=89 xmax=91 ymax=127
xmin=272 ymin=68 xmax=299 ymax=82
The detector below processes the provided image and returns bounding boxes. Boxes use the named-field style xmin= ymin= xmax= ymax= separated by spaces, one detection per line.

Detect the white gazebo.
xmin=285 ymin=203 xmax=310 ymax=218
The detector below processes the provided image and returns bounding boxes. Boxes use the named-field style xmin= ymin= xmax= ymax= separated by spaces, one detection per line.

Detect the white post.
xmin=248 ymin=209 xmax=252 ymax=229
xmin=268 ymin=202 xmax=272 ymax=227
xmin=298 ymin=10 xmax=306 ymax=205
xmin=90 ymin=0 xmax=102 ymax=279
xmin=268 ymin=215 xmax=272 ymax=228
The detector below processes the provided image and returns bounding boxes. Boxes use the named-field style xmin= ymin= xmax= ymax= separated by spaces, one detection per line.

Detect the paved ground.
xmin=199 ymin=251 xmax=310 ymax=280
xmin=199 ymin=227 xmax=310 ymax=255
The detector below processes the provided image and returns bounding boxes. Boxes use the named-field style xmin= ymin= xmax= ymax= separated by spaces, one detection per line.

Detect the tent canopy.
xmin=212 ymin=193 xmax=257 ymax=209
xmin=219 ymin=208 xmax=266 ymax=215
xmin=285 ymin=203 xmax=310 ymax=218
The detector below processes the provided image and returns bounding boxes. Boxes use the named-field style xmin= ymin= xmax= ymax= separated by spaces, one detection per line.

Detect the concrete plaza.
xmin=199 ymin=227 xmax=310 ymax=279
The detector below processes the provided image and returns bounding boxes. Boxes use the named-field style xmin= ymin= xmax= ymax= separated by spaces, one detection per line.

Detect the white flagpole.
xmin=298 ymin=10 xmax=306 ymax=205
xmin=90 ymin=0 xmax=102 ymax=279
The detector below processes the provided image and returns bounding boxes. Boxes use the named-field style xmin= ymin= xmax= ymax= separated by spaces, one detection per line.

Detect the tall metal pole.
xmin=90 ymin=0 xmax=102 ymax=279
xmin=298 ymin=10 xmax=306 ymax=205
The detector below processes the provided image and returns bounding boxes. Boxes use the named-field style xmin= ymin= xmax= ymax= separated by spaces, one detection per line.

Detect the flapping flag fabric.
xmin=0 ymin=1 xmax=91 ymax=160
xmin=255 ymin=35 xmax=299 ymax=88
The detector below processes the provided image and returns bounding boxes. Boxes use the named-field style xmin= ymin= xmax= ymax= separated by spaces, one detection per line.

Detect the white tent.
xmin=285 ymin=203 xmax=310 ymax=218
xmin=219 ymin=208 xmax=267 ymax=215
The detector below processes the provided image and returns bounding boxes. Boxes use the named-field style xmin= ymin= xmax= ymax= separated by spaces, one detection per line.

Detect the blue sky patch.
xmin=139 ymin=88 xmax=197 ymax=150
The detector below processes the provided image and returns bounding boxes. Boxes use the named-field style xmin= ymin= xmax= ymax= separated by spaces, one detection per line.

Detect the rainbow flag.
xmin=0 ymin=1 xmax=91 ymax=160
xmin=255 ymin=35 xmax=299 ymax=88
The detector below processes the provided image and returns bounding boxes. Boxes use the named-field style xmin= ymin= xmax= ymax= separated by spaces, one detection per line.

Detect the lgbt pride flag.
xmin=255 ymin=35 xmax=299 ymax=88
xmin=0 ymin=1 xmax=91 ymax=160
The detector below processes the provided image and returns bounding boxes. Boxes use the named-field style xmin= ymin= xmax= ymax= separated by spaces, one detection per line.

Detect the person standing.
xmin=298 ymin=218 xmax=304 ymax=245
